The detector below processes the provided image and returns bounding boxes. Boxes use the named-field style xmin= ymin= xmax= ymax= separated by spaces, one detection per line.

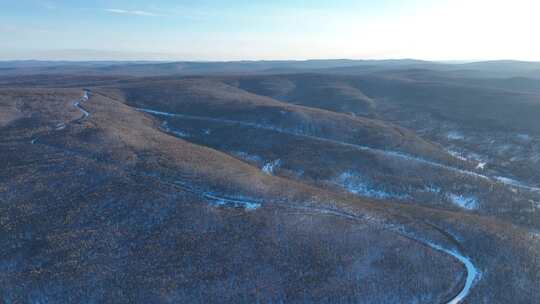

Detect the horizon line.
xmin=0 ymin=58 xmax=537 ymax=64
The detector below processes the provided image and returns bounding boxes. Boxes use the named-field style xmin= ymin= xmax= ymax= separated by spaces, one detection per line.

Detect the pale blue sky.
xmin=1 ymin=0 xmax=539 ymax=60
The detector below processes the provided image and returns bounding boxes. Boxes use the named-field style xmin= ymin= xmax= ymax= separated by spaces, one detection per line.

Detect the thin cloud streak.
xmin=105 ymin=9 xmax=161 ymax=17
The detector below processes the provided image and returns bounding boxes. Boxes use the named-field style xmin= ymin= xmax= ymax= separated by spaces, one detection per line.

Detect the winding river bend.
xmin=30 ymin=90 xmax=90 ymax=144
xmin=147 ymin=162 xmax=480 ymax=304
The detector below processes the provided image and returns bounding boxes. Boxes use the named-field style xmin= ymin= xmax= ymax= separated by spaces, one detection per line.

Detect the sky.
xmin=1 ymin=0 xmax=539 ymax=61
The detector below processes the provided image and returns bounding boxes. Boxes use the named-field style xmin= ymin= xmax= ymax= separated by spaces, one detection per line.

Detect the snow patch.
xmin=210 ymin=199 xmax=261 ymax=210
xmin=82 ymin=90 xmax=89 ymax=101
xmin=448 ymin=194 xmax=479 ymax=210
xmin=336 ymin=172 xmax=410 ymax=200
xmin=494 ymin=176 xmax=540 ymax=192
xmin=466 ymin=151 xmax=485 ymax=162
xmin=172 ymin=180 xmax=261 ymax=211
xmin=138 ymin=108 xmax=177 ymax=117
xmin=55 ymin=122 xmax=66 ymax=130
xmin=476 ymin=162 xmax=486 ymax=170
xmin=161 ymin=121 xmax=189 ymax=138
xmin=447 ymin=131 xmax=465 ymax=140
xmin=205 ymin=194 xmax=261 ymax=211
xmin=423 ymin=185 xmax=442 ymax=194
xmin=447 ymin=149 xmax=468 ymax=162
xmin=169 ymin=129 xmax=189 ymax=138
xmin=496 ymin=176 xmax=523 ymax=187
xmin=262 ymin=159 xmax=281 ymax=175
xmin=136 ymin=107 xmax=540 ymax=195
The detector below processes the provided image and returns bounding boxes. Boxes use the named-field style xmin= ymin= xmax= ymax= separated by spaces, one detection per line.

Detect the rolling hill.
xmin=1 ymin=62 xmax=540 ymax=303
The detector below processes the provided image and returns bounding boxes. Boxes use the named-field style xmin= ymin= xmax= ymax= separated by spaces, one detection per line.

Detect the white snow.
xmin=496 ymin=176 xmax=523 ymax=187
xmin=467 ymin=152 xmax=484 ymax=162
xmin=137 ymin=108 xmax=177 ymax=117
xmin=170 ymin=129 xmax=189 ymax=138
xmin=172 ymin=180 xmax=261 ymax=211
xmin=136 ymin=107 xmax=540 ymax=195
xmin=496 ymin=176 xmax=518 ymax=184
xmin=495 ymin=176 xmax=540 ymax=192
xmin=336 ymin=172 xmax=410 ymax=200
xmin=73 ymin=91 xmax=91 ymax=119
xmin=447 ymin=131 xmax=465 ymax=140
xmin=210 ymin=199 xmax=261 ymax=210
xmin=294 ymin=201 xmax=479 ymax=304
xmin=82 ymin=90 xmax=89 ymax=101
xmin=244 ymin=202 xmax=260 ymax=210
xmin=160 ymin=121 xmax=189 ymax=138
xmin=205 ymin=193 xmax=261 ymax=210
xmin=262 ymin=159 xmax=281 ymax=175
xmin=447 ymin=149 xmax=468 ymax=162
xmin=448 ymin=194 xmax=479 ymax=210
xmin=423 ymin=185 xmax=442 ymax=194
xmin=424 ymin=241 xmax=479 ymax=304
xmin=137 ymin=108 xmax=488 ymax=178
xmin=73 ymin=100 xmax=90 ymax=118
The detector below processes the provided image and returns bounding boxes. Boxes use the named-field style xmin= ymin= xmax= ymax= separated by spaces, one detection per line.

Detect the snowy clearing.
xmin=336 ymin=172 xmax=411 ymax=200
xmin=448 ymin=194 xmax=479 ymax=210
xmin=262 ymin=159 xmax=281 ymax=175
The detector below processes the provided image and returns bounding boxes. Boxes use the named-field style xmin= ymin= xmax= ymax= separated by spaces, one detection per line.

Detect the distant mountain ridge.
xmin=2 ymin=59 xmax=540 ymax=78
